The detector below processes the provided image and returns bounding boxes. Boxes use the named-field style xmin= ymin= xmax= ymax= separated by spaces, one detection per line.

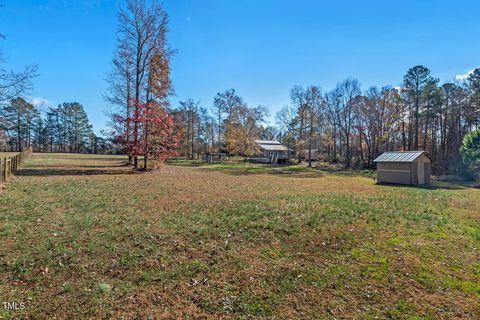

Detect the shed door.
xmin=418 ymin=162 xmax=425 ymax=185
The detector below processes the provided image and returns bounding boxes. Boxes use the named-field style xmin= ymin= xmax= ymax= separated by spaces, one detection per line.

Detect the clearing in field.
xmin=1 ymin=153 xmax=479 ymax=319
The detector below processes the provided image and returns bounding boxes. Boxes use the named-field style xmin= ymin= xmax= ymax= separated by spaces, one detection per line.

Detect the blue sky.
xmin=1 ymin=0 xmax=479 ymax=133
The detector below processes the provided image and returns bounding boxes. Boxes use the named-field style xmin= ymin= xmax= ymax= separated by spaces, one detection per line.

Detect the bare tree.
xmin=105 ymin=41 xmax=134 ymax=162
xmin=177 ymin=99 xmax=200 ymax=159
xmin=335 ymin=78 xmax=361 ymax=168
xmin=276 ymin=104 xmax=297 ymax=159
xmin=304 ymin=86 xmax=323 ymax=167
xmin=0 ymin=20 xmax=38 ymax=104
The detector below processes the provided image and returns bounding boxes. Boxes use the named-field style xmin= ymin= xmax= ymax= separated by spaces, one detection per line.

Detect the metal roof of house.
xmin=254 ymin=140 xmax=282 ymax=145
xmin=374 ymin=151 xmax=427 ymax=163
xmin=254 ymin=140 xmax=288 ymax=151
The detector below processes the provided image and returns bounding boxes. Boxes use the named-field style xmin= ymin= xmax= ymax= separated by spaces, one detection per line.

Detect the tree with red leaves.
xmin=114 ymin=100 xmax=179 ymax=170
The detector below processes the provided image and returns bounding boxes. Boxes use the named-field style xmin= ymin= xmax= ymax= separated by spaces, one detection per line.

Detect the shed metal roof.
xmin=374 ymin=151 xmax=426 ymax=163
xmin=254 ymin=140 xmax=288 ymax=151
xmin=254 ymin=140 xmax=282 ymax=145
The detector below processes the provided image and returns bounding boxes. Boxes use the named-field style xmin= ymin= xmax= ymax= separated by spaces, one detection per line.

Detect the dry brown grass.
xmin=0 ymin=153 xmax=479 ymax=319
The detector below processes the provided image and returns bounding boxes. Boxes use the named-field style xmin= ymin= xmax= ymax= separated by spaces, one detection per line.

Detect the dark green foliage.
xmin=0 ymin=98 xmax=113 ymax=153
xmin=460 ymin=128 xmax=480 ymax=178
xmin=1 ymin=97 xmax=39 ymax=151
xmin=44 ymin=102 xmax=93 ymax=153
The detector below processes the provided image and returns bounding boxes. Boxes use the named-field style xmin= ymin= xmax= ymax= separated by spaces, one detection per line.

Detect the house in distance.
xmin=250 ymin=140 xmax=289 ymax=165
xmin=374 ymin=151 xmax=431 ymax=185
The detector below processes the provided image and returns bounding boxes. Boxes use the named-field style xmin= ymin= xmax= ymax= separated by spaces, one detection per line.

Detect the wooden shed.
xmin=374 ymin=151 xmax=431 ymax=185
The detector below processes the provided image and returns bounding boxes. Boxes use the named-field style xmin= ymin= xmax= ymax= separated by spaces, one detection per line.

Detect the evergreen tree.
xmin=460 ymin=128 xmax=480 ymax=181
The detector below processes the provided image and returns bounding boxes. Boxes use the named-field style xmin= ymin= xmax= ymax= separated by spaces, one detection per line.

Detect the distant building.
xmin=202 ymin=152 xmax=227 ymax=162
xmin=250 ymin=140 xmax=289 ymax=164
xmin=299 ymin=149 xmax=320 ymax=161
xmin=374 ymin=151 xmax=431 ymax=185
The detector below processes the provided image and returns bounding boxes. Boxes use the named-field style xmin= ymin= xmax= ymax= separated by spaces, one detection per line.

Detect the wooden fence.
xmin=0 ymin=146 xmax=33 ymax=182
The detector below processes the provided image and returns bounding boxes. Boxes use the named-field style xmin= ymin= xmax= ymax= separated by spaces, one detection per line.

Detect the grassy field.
xmin=1 ymin=153 xmax=479 ymax=319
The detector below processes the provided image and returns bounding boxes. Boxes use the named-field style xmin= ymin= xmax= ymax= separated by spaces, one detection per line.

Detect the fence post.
xmin=0 ymin=147 xmax=33 ymax=182
xmin=5 ymin=158 xmax=10 ymax=180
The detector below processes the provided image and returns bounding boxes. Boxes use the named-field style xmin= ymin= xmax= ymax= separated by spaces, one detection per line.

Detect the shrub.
xmin=460 ymin=128 xmax=480 ymax=181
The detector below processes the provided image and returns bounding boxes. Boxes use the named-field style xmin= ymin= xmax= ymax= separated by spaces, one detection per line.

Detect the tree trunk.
xmin=308 ymin=111 xmax=314 ymax=167
xmin=127 ymin=72 xmax=132 ymax=164
xmin=414 ymin=91 xmax=420 ymax=150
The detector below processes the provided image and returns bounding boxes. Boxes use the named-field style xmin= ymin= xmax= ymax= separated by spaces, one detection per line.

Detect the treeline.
xmin=0 ymin=4 xmax=38 ymax=151
xmin=172 ymin=66 xmax=479 ymax=175
xmin=0 ymin=98 xmax=112 ymax=153
xmin=104 ymin=0 xmax=478 ymax=175
xmin=171 ymin=91 xmax=275 ymax=158
xmin=277 ymin=66 xmax=479 ymax=174
xmin=0 ymin=3 xmax=112 ymax=154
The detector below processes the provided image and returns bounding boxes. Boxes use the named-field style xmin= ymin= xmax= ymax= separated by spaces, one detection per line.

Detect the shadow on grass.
xmin=166 ymin=161 xmax=206 ymax=167
xmin=25 ymin=163 xmax=131 ymax=169
xmin=16 ymin=166 xmax=135 ymax=177
xmin=167 ymin=160 xmax=375 ymax=179
xmin=219 ymin=169 xmax=324 ymax=179
xmin=34 ymin=156 xmax=128 ymax=162
xmin=375 ymin=181 xmax=473 ymax=191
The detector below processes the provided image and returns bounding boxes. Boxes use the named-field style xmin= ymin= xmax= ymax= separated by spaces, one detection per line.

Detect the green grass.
xmin=0 ymin=153 xmax=479 ymax=319
xmin=166 ymin=159 xmax=375 ymax=177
